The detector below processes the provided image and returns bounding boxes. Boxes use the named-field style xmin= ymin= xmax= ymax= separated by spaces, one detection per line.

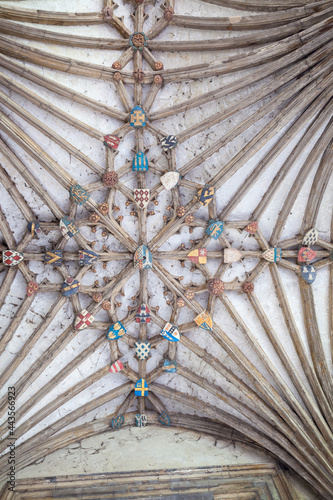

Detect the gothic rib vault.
xmin=0 ymin=0 xmax=332 ymax=498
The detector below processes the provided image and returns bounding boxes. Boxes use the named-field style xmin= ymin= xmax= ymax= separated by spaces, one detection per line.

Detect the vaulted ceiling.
xmin=0 ymin=0 xmax=332 ymax=498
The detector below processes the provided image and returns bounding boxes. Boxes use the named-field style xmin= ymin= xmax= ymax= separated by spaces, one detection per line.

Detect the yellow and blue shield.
xmin=206 ymin=220 xmax=224 ymax=240
xmin=132 ymin=151 xmax=148 ymax=171
xmin=111 ymin=415 xmax=124 ymax=429
xmin=194 ymin=311 xmax=213 ymax=331
xmin=134 ymin=378 xmax=148 ymax=396
xmin=59 ymin=217 xmax=79 ymax=239
xmin=195 ymin=186 xmax=214 ymax=207
xmin=44 ymin=250 xmax=63 ymax=265
xmin=130 ymin=106 xmax=146 ymax=127
xmin=79 ymin=249 xmax=99 ymax=265
xmin=107 ymin=321 xmax=126 ymax=340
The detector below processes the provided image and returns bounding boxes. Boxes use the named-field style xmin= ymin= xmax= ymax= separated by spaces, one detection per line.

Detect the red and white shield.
xmin=110 ymin=360 xmax=124 ymax=373
xmin=298 ymin=247 xmax=317 ymax=262
xmin=2 ymin=250 xmax=24 ymax=266
xmin=104 ymin=134 xmax=120 ymax=150
xmin=134 ymin=188 xmax=150 ymax=209
xmin=74 ymin=309 xmax=94 ymax=330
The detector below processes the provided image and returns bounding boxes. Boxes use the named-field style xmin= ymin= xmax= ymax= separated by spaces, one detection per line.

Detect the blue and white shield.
xmin=160 ymin=323 xmax=180 ymax=342
xmin=162 ymin=359 xmax=177 ymax=373
xmin=79 ymin=250 xmax=99 ymax=265
xmin=132 ymin=151 xmax=148 ymax=171
xmin=135 ymin=413 xmax=148 ymax=427
xmin=60 ymin=217 xmax=79 ymax=239
xmin=206 ymin=220 xmax=224 ymax=240
xmin=301 ymin=265 xmax=316 ymax=284
xmin=107 ymin=321 xmax=126 ymax=340
xmin=135 ymin=341 xmax=150 ymax=360
xmin=134 ymin=378 xmax=148 ymax=396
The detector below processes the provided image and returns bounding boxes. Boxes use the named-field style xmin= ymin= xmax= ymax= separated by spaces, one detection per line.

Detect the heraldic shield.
xmin=187 ymin=248 xmax=207 ymax=264
xmin=162 ymin=359 xmax=177 ymax=373
xmin=44 ymin=250 xmax=63 ymax=265
xmin=298 ymin=247 xmax=317 ymax=262
xmin=61 ymin=277 xmax=80 ymax=297
xmin=136 ymin=303 xmax=150 ymax=323
xmin=79 ymin=250 xmax=99 ymax=265
xmin=301 ymin=265 xmax=317 ymax=284
xmin=158 ymin=411 xmax=171 ymax=426
xmin=135 ymin=378 xmax=149 ymax=396
xmin=262 ymin=247 xmax=282 ymax=263
xmin=132 ymin=151 xmax=148 ymax=171
xmin=195 ymin=185 xmax=215 ymax=207
xmin=245 ymin=221 xmax=258 ymax=234
xmin=134 ymin=245 xmax=152 ymax=269
xmin=302 ymin=228 xmax=318 ymax=246
xmin=134 ymin=188 xmax=150 ymax=209
xmin=110 ymin=360 xmax=124 ymax=373
xmin=135 ymin=341 xmax=150 ymax=360
xmin=135 ymin=413 xmax=148 ymax=427
xmin=161 ymin=323 xmax=180 ymax=341
xmin=206 ymin=220 xmax=224 ymax=240
xmin=111 ymin=415 xmax=124 ymax=429
xmin=74 ymin=309 xmax=94 ymax=330
xmin=70 ymin=184 xmax=90 ymax=205
xmin=2 ymin=250 xmax=23 ymax=266
xmin=28 ymin=221 xmax=42 ymax=237
xmin=59 ymin=217 xmax=79 ymax=239
xmin=130 ymin=106 xmax=146 ymax=128
xmin=104 ymin=134 xmax=120 ymax=150
xmin=107 ymin=321 xmax=126 ymax=340
xmin=194 ymin=311 xmax=213 ymax=331
xmin=161 ymin=135 xmax=177 ymax=151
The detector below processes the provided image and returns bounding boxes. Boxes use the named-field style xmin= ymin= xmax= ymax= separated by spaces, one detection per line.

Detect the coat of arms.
xmin=162 ymin=359 xmax=177 ymax=373
xmin=135 ymin=341 xmax=151 ymax=360
xmin=134 ymin=188 xmax=150 ymax=209
xmin=206 ymin=220 xmax=224 ymax=239
xmin=244 ymin=221 xmax=258 ymax=234
xmin=161 ymin=323 xmax=180 ymax=342
xmin=79 ymin=250 xmax=99 ymax=265
xmin=262 ymin=248 xmax=282 ymax=263
xmin=111 ymin=415 xmax=124 ymax=429
xmin=28 ymin=221 xmax=42 ymax=237
xmin=161 ymin=135 xmax=177 ymax=151
xmin=187 ymin=248 xmax=207 ymax=264
xmin=195 ymin=185 xmax=214 ymax=207
xmin=61 ymin=277 xmax=80 ymax=297
xmin=298 ymin=247 xmax=317 ymax=262
xmin=110 ymin=360 xmax=124 ymax=373
xmin=44 ymin=250 xmax=63 ymax=265
xmin=302 ymin=228 xmax=318 ymax=246
xmin=134 ymin=245 xmax=152 ymax=269
xmin=132 ymin=151 xmax=148 ymax=171
xmin=74 ymin=309 xmax=94 ymax=330
xmin=135 ymin=303 xmax=150 ymax=323
xmin=194 ymin=311 xmax=213 ymax=331
xmin=2 ymin=250 xmax=23 ymax=267
xmin=107 ymin=321 xmax=126 ymax=340
xmin=104 ymin=134 xmax=120 ymax=150
xmin=130 ymin=105 xmax=146 ymax=127
xmin=59 ymin=217 xmax=79 ymax=239
xmin=301 ymin=265 xmax=316 ymax=284
xmin=134 ymin=378 xmax=148 ymax=396
xmin=70 ymin=184 xmax=90 ymax=205
xmin=158 ymin=411 xmax=171 ymax=426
